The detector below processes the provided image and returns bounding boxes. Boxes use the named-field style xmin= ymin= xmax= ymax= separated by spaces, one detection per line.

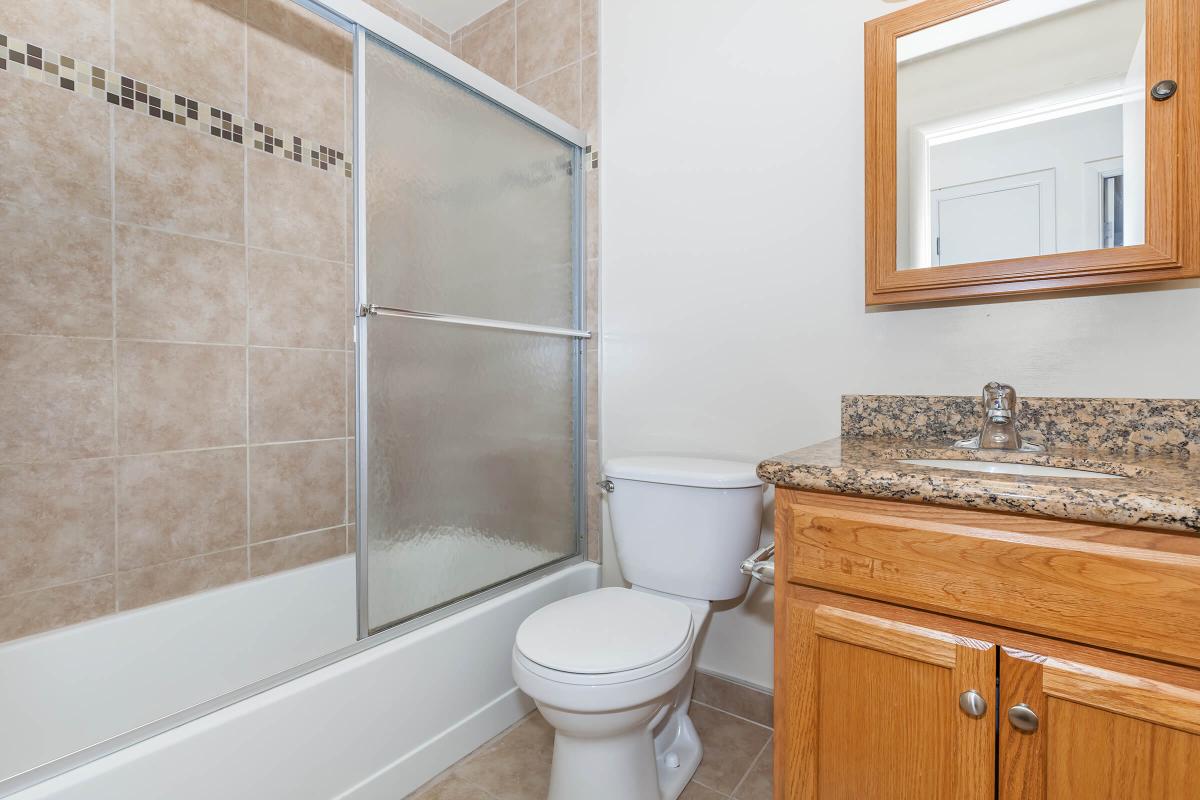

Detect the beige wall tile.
xmin=459 ymin=1 xmax=514 ymax=36
xmin=581 ymin=54 xmax=597 ymax=140
xmin=0 ymin=203 xmax=112 ymax=337
xmin=1 ymin=77 xmax=111 ymax=219
xmin=421 ymin=21 xmax=452 ymax=50
xmin=249 ymin=526 xmax=345 ymax=577
xmin=586 ymin=168 xmax=598 ymax=259
xmin=248 ymin=0 xmax=352 ymax=68
xmin=115 ymin=112 xmax=246 ymax=243
xmin=346 ymin=523 xmax=356 ymax=553
xmin=115 ymin=0 xmax=247 ymax=113
xmin=117 ymin=447 xmax=248 ymax=569
xmin=0 ymin=335 xmax=114 ymax=463
xmin=249 ymin=439 xmax=345 ymax=542
xmin=461 ymin=11 xmax=516 ymax=88
xmin=362 ymin=0 xmax=422 ymax=33
xmin=117 ymin=547 xmax=247 ymax=609
xmin=117 ymin=341 xmax=246 ymax=454
xmin=116 ymin=224 xmax=247 ymax=344
xmin=518 ymin=63 xmax=581 ymax=127
xmin=249 ymin=249 xmax=345 ymax=349
xmin=346 ymin=351 xmax=356 ymax=436
xmin=247 ymin=19 xmax=347 ymax=149
xmin=0 ymin=577 xmax=115 ymax=643
xmin=0 ymin=460 xmax=115 ymax=595
xmin=580 ymin=0 xmax=597 ymax=57
xmin=346 ymin=438 xmax=356 ymax=523
xmin=0 ymin=0 xmax=112 ymax=68
xmin=247 ymin=153 xmax=346 ymax=263
xmin=515 ymin=0 xmax=580 ymax=86
xmin=249 ymin=347 xmax=344 ymax=443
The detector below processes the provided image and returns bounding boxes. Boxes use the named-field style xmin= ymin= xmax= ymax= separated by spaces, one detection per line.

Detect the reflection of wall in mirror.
xmin=894 ymin=0 xmax=1146 ymax=269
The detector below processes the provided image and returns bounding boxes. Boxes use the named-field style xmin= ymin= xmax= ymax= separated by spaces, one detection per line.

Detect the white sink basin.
xmin=898 ymin=459 xmax=1125 ymax=480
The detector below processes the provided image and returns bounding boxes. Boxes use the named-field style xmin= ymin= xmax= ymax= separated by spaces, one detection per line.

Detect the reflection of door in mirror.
xmin=895 ymin=0 xmax=1146 ymax=270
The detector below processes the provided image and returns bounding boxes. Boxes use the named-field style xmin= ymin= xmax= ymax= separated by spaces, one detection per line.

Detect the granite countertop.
xmin=756 ymin=395 xmax=1200 ymax=534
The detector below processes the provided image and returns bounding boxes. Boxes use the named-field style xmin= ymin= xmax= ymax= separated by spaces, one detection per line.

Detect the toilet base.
xmin=653 ymin=705 xmax=703 ymax=800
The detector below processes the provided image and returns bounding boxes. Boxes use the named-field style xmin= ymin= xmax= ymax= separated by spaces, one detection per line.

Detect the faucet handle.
xmin=982 ymin=381 xmax=1017 ymax=422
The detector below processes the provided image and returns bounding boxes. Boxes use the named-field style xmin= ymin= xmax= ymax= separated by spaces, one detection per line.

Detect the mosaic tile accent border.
xmin=1 ymin=33 xmax=351 ymax=178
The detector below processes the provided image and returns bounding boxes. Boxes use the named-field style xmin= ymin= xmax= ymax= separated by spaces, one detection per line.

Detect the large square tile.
xmin=689 ymin=703 xmax=772 ymax=795
xmin=249 ymin=347 xmax=344 ymax=443
xmin=249 ymin=439 xmax=345 ymax=541
xmin=115 ymin=112 xmax=245 ymax=243
xmin=117 ymin=547 xmax=247 ymax=610
xmin=0 ymin=577 xmax=115 ymax=643
xmin=518 ymin=63 xmax=581 ymax=127
xmin=116 ymin=224 xmax=247 ymax=344
xmin=454 ymin=713 xmax=555 ymax=800
xmin=115 ymin=0 xmax=246 ymax=113
xmin=0 ymin=76 xmax=111 ymax=218
xmin=117 ymin=447 xmax=248 ymax=569
xmin=460 ymin=11 xmax=516 ymax=88
xmin=0 ymin=460 xmax=115 ymax=595
xmin=248 ymin=248 xmax=344 ymax=349
xmin=249 ymin=526 xmax=345 ymax=576
xmin=247 ymin=153 xmax=346 ymax=262
xmin=0 ymin=203 xmax=112 ymax=337
xmin=732 ymin=736 xmax=772 ymax=800
xmin=515 ymin=0 xmax=580 ymax=86
xmin=117 ymin=341 xmax=246 ymax=454
xmin=0 ymin=335 xmax=115 ymax=463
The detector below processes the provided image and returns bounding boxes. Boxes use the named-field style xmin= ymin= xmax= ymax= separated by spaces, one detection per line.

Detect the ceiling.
xmin=401 ymin=0 xmax=509 ymax=33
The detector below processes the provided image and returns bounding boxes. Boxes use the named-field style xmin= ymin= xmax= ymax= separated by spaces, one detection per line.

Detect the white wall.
xmin=598 ymin=0 xmax=1200 ymax=690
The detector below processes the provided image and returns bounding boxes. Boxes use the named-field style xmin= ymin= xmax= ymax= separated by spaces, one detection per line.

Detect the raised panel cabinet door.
xmin=999 ymin=647 xmax=1200 ymax=799
xmin=778 ymin=598 xmax=995 ymax=800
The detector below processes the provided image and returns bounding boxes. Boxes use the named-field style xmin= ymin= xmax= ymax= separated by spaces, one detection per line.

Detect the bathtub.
xmin=1 ymin=556 xmax=599 ymax=799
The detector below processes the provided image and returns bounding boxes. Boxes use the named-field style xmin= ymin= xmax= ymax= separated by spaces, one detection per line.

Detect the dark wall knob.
xmin=1152 ymin=80 xmax=1178 ymax=101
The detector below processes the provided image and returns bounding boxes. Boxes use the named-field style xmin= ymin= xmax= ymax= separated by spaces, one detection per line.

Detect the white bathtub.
xmin=1 ymin=557 xmax=598 ymax=799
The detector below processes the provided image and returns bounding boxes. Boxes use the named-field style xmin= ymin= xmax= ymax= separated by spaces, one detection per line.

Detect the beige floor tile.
xmin=454 ymin=714 xmax=555 ymax=800
xmin=681 ymin=781 xmax=728 ymax=799
xmin=693 ymin=673 xmax=774 ymax=727
xmin=411 ymin=774 xmax=494 ymax=800
xmin=689 ymin=704 xmax=772 ymax=795
xmin=732 ymin=736 xmax=772 ymax=800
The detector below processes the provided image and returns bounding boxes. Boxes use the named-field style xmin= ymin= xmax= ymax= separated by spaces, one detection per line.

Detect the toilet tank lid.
xmin=604 ymin=456 xmax=763 ymax=489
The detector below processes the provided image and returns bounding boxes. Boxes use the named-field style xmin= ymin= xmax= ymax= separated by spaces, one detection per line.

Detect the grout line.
xmin=108 ymin=0 xmax=120 ymax=604
xmin=0 ymin=331 xmax=352 ymax=353
xmin=0 ymin=437 xmax=352 ymax=470
xmin=728 ymin=734 xmax=773 ymax=800
xmin=691 ymin=700 xmax=774 ymax=732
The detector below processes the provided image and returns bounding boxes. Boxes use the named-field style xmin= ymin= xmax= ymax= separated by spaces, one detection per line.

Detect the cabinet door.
xmin=1000 ymin=647 xmax=1200 ymax=799
xmin=779 ymin=598 xmax=995 ymax=800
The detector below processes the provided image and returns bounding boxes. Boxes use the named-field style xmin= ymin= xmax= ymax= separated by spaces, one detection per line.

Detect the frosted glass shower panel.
xmin=364 ymin=318 xmax=578 ymax=630
xmin=365 ymin=37 xmax=577 ymax=328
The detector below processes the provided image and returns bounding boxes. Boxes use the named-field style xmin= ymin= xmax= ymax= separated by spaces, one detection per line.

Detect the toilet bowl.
xmin=511 ymin=457 xmax=765 ymax=800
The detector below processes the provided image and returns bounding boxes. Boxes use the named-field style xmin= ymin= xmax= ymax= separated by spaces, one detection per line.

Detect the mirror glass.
xmin=895 ymin=0 xmax=1146 ymax=270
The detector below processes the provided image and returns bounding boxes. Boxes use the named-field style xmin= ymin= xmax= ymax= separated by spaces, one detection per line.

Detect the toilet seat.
xmin=515 ymin=588 xmax=694 ymax=682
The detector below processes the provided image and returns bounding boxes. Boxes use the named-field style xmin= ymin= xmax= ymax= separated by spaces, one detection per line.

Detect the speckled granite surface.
xmin=758 ymin=396 xmax=1200 ymax=533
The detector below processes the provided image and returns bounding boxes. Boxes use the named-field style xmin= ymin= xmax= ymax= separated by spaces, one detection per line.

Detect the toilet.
xmin=511 ymin=456 xmax=765 ymax=800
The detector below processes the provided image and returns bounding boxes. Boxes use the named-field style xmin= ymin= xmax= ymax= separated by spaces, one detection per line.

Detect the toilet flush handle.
xmin=740 ymin=544 xmax=775 ymax=585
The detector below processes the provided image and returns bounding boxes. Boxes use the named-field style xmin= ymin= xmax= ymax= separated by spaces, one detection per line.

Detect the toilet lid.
xmin=515 ymin=588 xmax=694 ymax=675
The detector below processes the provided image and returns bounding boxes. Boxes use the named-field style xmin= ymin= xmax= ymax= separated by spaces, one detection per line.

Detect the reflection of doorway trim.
xmin=1083 ymin=156 xmax=1125 ymax=249
xmin=907 ymin=78 xmax=1135 ymax=266
xmin=931 ymin=168 xmax=1057 ymax=266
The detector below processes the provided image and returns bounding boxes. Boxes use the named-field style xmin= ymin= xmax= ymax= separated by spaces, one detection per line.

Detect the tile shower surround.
xmin=0 ymin=0 xmax=600 ymax=642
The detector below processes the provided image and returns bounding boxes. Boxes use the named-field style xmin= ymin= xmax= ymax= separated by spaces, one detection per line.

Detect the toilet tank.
xmin=604 ymin=457 xmax=765 ymax=601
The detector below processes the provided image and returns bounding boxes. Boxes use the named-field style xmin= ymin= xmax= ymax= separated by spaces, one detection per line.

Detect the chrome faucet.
xmin=954 ymin=382 xmax=1044 ymax=452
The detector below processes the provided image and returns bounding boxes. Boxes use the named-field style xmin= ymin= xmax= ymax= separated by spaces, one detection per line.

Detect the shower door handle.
xmin=740 ymin=544 xmax=775 ymax=585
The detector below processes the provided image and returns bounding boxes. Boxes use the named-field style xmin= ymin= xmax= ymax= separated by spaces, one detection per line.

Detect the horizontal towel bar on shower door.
xmin=358 ymin=304 xmax=592 ymax=339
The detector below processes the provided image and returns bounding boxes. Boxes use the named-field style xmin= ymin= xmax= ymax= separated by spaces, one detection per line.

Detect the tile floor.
xmin=409 ymin=701 xmax=773 ymax=800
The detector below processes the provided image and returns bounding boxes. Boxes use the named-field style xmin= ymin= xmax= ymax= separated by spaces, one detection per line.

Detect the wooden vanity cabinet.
xmin=773 ymin=489 xmax=1200 ymax=799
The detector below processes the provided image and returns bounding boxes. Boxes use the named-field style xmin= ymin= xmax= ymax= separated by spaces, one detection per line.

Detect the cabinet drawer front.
xmin=783 ymin=497 xmax=1200 ymax=668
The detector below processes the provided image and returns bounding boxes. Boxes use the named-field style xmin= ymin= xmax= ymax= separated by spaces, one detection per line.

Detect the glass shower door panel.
xmin=365 ymin=319 xmax=578 ymax=631
xmin=365 ymin=36 xmax=577 ymax=328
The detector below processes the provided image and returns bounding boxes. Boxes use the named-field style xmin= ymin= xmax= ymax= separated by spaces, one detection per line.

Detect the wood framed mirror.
xmin=865 ymin=0 xmax=1199 ymax=305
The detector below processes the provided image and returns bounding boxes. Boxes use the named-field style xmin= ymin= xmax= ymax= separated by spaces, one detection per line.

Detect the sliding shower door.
xmin=357 ymin=33 xmax=585 ymax=636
